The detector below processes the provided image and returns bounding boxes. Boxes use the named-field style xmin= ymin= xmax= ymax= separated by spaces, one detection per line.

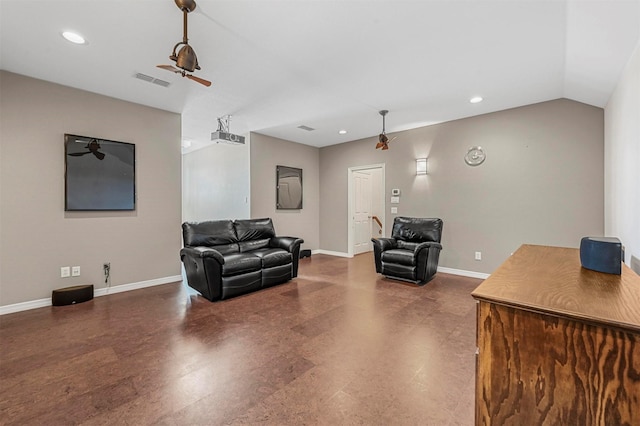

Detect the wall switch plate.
xmin=391 ymin=207 xmax=398 ymax=214
xmin=390 ymin=196 xmax=400 ymax=204
xmin=391 ymin=189 xmax=401 ymax=196
xmin=61 ymin=266 xmax=71 ymax=278
xmin=71 ymin=266 xmax=81 ymax=277
xmin=475 ymin=251 xmax=482 ymax=261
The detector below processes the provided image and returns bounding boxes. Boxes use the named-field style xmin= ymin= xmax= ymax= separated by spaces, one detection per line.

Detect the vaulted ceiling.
xmin=1 ymin=1 xmax=638 ymax=153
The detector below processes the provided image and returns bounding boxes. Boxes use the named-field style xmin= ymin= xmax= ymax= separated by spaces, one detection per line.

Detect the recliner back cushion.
xmin=391 ymin=217 xmax=443 ymax=243
xmin=235 ymin=218 xmax=276 ymax=241
xmin=182 ymin=220 xmax=238 ymax=247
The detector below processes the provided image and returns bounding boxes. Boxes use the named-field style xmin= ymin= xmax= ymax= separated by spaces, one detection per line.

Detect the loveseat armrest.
xmin=180 ymin=246 xmax=226 ymax=301
xmin=371 ymin=238 xmax=398 ymax=273
xmin=270 ymin=236 xmax=304 ymax=252
xmin=270 ymin=236 xmax=304 ymax=277
xmin=180 ymin=246 xmax=225 ymax=264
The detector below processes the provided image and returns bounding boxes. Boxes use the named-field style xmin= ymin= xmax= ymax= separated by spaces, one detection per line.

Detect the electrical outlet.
xmin=71 ymin=266 xmax=80 ymax=277
xmin=60 ymin=266 xmax=70 ymax=278
xmin=475 ymin=251 xmax=482 ymax=261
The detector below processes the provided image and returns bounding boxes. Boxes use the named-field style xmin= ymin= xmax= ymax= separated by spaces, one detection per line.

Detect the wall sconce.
xmin=416 ymin=158 xmax=427 ymax=175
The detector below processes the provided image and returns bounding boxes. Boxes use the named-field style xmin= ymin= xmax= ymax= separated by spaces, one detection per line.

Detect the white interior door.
xmin=353 ymin=171 xmax=372 ymax=254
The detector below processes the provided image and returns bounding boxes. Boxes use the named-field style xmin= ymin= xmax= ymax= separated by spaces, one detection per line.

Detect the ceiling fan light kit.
xmin=376 ymin=109 xmax=395 ymax=150
xmin=157 ymin=0 xmax=211 ymax=87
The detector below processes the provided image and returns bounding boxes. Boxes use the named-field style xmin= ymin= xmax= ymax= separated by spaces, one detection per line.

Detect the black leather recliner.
xmin=180 ymin=218 xmax=304 ymax=301
xmin=372 ymin=217 xmax=443 ymax=284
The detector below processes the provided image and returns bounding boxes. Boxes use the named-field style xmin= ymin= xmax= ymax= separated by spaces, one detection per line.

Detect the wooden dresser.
xmin=471 ymin=244 xmax=640 ymax=425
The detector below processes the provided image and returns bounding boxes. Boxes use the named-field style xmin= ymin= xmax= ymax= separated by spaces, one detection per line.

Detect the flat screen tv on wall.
xmin=64 ymin=134 xmax=136 ymax=211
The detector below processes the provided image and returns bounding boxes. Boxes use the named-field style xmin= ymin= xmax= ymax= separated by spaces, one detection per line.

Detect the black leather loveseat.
xmin=180 ymin=218 xmax=304 ymax=301
xmin=372 ymin=217 xmax=443 ymax=285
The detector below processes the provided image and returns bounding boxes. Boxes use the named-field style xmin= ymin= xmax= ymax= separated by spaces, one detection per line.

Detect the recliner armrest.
xmin=180 ymin=246 xmax=225 ymax=264
xmin=371 ymin=238 xmax=397 ymax=274
xmin=371 ymin=237 xmax=397 ymax=251
xmin=270 ymin=236 xmax=304 ymax=252
xmin=414 ymin=241 xmax=443 ymax=253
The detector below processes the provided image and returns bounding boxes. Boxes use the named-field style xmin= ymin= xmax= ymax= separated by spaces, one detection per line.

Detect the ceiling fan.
xmin=376 ymin=110 xmax=396 ymax=150
xmin=157 ymin=0 xmax=211 ymax=87
xmin=68 ymin=139 xmax=105 ymax=160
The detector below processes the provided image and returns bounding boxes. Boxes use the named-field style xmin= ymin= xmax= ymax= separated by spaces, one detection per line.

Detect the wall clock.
xmin=464 ymin=146 xmax=486 ymax=166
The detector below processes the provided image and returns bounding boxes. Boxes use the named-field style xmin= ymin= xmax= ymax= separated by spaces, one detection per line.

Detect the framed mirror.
xmin=276 ymin=165 xmax=302 ymax=209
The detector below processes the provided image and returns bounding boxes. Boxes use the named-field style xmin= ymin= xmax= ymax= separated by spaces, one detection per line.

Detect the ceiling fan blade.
xmin=93 ymin=151 xmax=106 ymax=160
xmin=68 ymin=152 xmax=91 ymax=156
xmin=186 ymin=74 xmax=212 ymax=87
xmin=157 ymin=64 xmax=181 ymax=73
xmin=381 ymin=144 xmax=389 ymax=150
xmin=375 ymin=141 xmax=384 ymax=149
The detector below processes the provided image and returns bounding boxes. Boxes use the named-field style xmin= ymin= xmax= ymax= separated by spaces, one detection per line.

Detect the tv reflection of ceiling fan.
xmin=375 ymin=110 xmax=396 ymax=150
xmin=68 ymin=139 xmax=105 ymax=160
xmin=157 ymin=0 xmax=212 ymax=87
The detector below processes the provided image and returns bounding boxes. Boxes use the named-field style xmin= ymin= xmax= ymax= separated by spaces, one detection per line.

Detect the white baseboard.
xmin=437 ymin=266 xmax=490 ymax=280
xmin=310 ymin=250 xmax=489 ymax=279
xmin=0 ymin=275 xmax=183 ymax=316
xmin=94 ymin=275 xmax=182 ymax=297
xmin=311 ymin=249 xmax=353 ymax=258
xmin=0 ymin=298 xmax=52 ymax=315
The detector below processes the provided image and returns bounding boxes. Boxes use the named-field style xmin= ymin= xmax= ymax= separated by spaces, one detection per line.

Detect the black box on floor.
xmin=300 ymin=249 xmax=311 ymax=259
xmin=52 ymin=284 xmax=94 ymax=306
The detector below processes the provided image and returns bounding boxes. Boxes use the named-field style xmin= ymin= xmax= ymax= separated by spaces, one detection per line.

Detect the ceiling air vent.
xmin=134 ymin=73 xmax=171 ymax=88
xmin=297 ymin=125 xmax=315 ymax=131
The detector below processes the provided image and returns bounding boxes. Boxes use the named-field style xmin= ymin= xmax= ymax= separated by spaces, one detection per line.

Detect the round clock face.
xmin=464 ymin=146 xmax=486 ymax=166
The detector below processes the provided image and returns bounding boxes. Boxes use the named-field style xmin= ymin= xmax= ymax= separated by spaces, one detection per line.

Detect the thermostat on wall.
xmin=391 ymin=189 xmax=400 ymax=196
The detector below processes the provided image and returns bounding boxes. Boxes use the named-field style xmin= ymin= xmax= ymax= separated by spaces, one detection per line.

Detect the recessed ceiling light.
xmin=470 ymin=96 xmax=483 ymax=104
xmin=338 ymin=130 xmax=347 ymax=135
xmin=62 ymin=31 xmax=86 ymax=45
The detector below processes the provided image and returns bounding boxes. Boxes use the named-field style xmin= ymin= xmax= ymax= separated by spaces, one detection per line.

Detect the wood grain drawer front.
xmin=476 ymin=301 xmax=640 ymax=426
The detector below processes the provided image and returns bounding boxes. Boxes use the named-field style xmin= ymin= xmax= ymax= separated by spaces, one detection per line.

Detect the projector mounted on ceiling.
xmin=211 ymin=115 xmax=245 ymax=145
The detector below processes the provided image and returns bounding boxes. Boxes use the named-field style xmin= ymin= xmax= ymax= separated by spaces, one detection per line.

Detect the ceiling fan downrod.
xmin=379 ymin=109 xmax=388 ymax=134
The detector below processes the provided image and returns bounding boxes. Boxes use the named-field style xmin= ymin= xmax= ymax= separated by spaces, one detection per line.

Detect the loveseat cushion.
xmin=221 ymin=253 xmax=262 ymax=276
xmin=239 ymin=239 xmax=270 ymax=253
xmin=183 ymin=220 xmax=237 ymax=247
xmin=251 ymin=248 xmax=293 ymax=268
xmin=381 ymin=249 xmax=416 ymax=266
xmin=214 ymin=243 xmax=241 ymax=255
xmin=235 ymin=218 xmax=276 ymax=241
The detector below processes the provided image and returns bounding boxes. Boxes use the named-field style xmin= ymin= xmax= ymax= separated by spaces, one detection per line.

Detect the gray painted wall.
xmin=250 ymin=133 xmax=320 ymax=251
xmin=182 ymin=140 xmax=250 ymax=223
xmin=320 ymin=99 xmax=604 ymax=273
xmin=0 ymin=71 xmax=182 ymax=306
xmin=605 ymin=42 xmax=640 ymax=273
